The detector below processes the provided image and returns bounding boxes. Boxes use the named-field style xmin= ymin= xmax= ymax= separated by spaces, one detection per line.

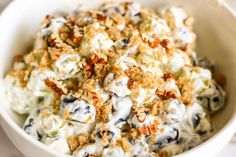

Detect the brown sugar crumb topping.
xmin=129 ymin=128 xmax=139 ymax=139
xmin=67 ymin=136 xmax=79 ymax=152
xmin=40 ymin=50 xmax=51 ymax=67
xmin=67 ymin=134 xmax=90 ymax=152
xmin=49 ymin=47 xmax=64 ymax=60
xmin=158 ymin=150 xmax=169 ymax=157
xmin=177 ymin=77 xmax=193 ymax=105
xmin=95 ymin=102 xmax=112 ymax=122
xmin=74 ymin=89 xmax=99 ymax=105
xmin=146 ymin=100 xmax=163 ymax=116
xmin=132 ymin=105 xmax=148 ymax=122
xmin=126 ymin=67 xmax=162 ymax=90
xmin=24 ymin=52 xmax=36 ymax=64
xmin=8 ymin=66 xmax=34 ymax=87
xmin=116 ymin=138 xmax=131 ymax=152
xmin=108 ymin=26 xmax=122 ymax=41
xmin=125 ymin=67 xmax=142 ymax=89
xmin=95 ymin=127 xmax=115 ymax=144
xmin=74 ymin=89 xmax=111 ymax=122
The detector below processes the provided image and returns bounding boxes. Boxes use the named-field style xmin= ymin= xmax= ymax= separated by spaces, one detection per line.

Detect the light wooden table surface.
xmin=0 ymin=0 xmax=235 ymax=157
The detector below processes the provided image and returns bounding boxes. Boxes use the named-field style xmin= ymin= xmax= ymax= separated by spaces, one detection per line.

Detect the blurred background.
xmin=0 ymin=0 xmax=235 ymax=157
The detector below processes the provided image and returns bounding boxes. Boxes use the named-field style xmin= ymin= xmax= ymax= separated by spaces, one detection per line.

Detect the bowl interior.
xmin=0 ymin=0 xmax=236 ymax=155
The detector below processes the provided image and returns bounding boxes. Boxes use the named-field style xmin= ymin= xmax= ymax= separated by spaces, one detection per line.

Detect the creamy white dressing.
xmin=80 ymin=25 xmax=114 ymax=57
xmin=94 ymin=123 xmax=121 ymax=144
xmin=55 ymin=53 xmax=81 ymax=79
xmin=173 ymin=27 xmax=195 ymax=45
xmin=129 ymin=139 xmax=150 ymax=156
xmin=46 ymin=138 xmax=70 ymax=154
xmin=23 ymin=116 xmax=42 ymax=140
xmin=108 ymin=96 xmax=133 ymax=124
xmin=163 ymin=79 xmax=181 ymax=96
xmin=161 ymin=99 xmax=186 ymax=124
xmin=115 ymin=46 xmax=138 ymax=71
xmin=104 ymin=73 xmax=131 ymax=97
xmin=34 ymin=17 xmax=67 ymax=49
xmin=140 ymin=18 xmax=170 ymax=41
xmin=40 ymin=113 xmax=63 ymax=137
xmin=169 ymin=7 xmax=188 ymax=28
xmin=161 ymin=7 xmax=188 ymax=29
xmin=41 ymin=17 xmax=67 ymax=36
xmin=73 ymin=143 xmax=103 ymax=157
xmin=4 ymin=75 xmax=39 ymax=114
xmin=27 ymin=68 xmax=56 ymax=97
xmin=102 ymin=146 xmax=128 ymax=157
xmin=130 ymin=87 xmax=156 ymax=104
xmin=125 ymin=2 xmax=142 ymax=24
xmin=167 ymin=49 xmax=191 ymax=73
xmin=181 ymin=67 xmax=212 ymax=93
xmin=130 ymin=114 xmax=158 ymax=128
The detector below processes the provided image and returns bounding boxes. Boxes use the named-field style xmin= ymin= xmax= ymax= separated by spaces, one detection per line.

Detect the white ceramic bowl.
xmin=0 ymin=0 xmax=236 ymax=157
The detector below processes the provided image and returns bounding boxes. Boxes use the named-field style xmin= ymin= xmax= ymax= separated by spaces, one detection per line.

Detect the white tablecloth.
xmin=0 ymin=0 xmax=236 ymax=157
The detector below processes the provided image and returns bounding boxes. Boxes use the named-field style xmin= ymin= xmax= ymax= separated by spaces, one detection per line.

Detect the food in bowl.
xmin=3 ymin=1 xmax=226 ymax=156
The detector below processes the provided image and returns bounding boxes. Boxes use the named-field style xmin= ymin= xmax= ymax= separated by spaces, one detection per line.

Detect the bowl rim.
xmin=0 ymin=0 xmax=236 ymax=157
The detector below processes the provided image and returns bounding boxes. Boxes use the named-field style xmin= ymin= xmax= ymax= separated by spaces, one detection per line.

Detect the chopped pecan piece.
xmin=45 ymin=78 xmax=66 ymax=96
xmin=137 ymin=121 xmax=159 ymax=136
xmin=156 ymin=89 xmax=179 ymax=100
xmin=160 ymin=39 xmax=171 ymax=49
xmin=84 ymin=55 xmax=107 ymax=78
xmin=180 ymin=44 xmax=189 ymax=52
xmin=50 ymin=47 xmax=64 ymax=60
xmin=84 ymin=63 xmax=92 ymax=78
xmin=163 ymin=73 xmax=175 ymax=81
xmin=97 ymin=14 xmax=106 ymax=21
xmin=149 ymin=38 xmax=159 ymax=48
xmin=47 ymin=36 xmax=57 ymax=47
xmin=71 ymin=32 xmax=83 ymax=44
